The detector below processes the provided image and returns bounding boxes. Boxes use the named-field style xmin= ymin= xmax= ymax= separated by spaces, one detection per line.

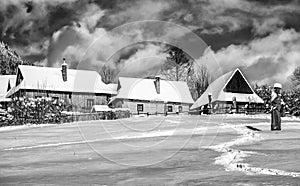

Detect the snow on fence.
xmin=0 ymin=97 xmax=131 ymax=127
xmin=0 ymin=110 xmax=131 ymax=127
xmin=71 ymin=110 xmax=131 ymax=121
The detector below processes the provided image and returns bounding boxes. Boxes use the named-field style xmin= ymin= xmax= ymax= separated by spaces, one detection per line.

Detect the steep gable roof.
xmin=191 ymin=68 xmax=263 ymax=110
xmin=6 ymin=65 xmax=117 ymax=97
xmin=110 ymin=77 xmax=194 ymax=104
xmin=0 ymin=75 xmax=16 ymax=102
xmin=0 ymin=75 xmax=16 ymax=96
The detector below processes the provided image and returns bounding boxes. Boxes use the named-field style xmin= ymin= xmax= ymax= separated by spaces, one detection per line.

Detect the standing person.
xmin=208 ymin=93 xmax=213 ymax=114
xmin=270 ymin=83 xmax=283 ymax=131
xmin=230 ymin=96 xmax=237 ymax=114
xmin=244 ymin=103 xmax=249 ymax=115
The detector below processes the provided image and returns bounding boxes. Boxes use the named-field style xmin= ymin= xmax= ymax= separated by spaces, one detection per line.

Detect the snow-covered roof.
xmin=191 ymin=68 xmax=264 ymax=110
xmin=110 ymin=77 xmax=194 ymax=104
xmin=6 ymin=65 xmax=117 ymax=97
xmin=91 ymin=105 xmax=113 ymax=112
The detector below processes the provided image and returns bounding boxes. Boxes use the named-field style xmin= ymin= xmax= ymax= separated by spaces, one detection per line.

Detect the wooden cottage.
xmin=191 ymin=68 xmax=264 ymax=113
xmin=109 ymin=77 xmax=194 ymax=115
xmin=6 ymin=63 xmax=117 ymax=112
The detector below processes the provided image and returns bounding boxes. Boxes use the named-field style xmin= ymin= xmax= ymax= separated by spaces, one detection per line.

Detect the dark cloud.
xmin=283 ymin=12 xmax=300 ymax=31
xmin=47 ymin=4 xmax=78 ymax=32
xmin=98 ymin=0 xmax=172 ymax=29
xmin=198 ymin=26 xmax=254 ymax=51
xmin=1 ymin=0 xmax=300 ymax=55
xmin=198 ymin=29 xmax=300 ymax=89
xmin=24 ymin=1 xmax=33 ymax=13
xmin=0 ymin=1 xmax=92 ymax=50
xmin=1 ymin=0 xmax=300 ymax=87
xmin=246 ymin=0 xmax=296 ymax=6
xmin=47 ymin=24 xmax=80 ymax=66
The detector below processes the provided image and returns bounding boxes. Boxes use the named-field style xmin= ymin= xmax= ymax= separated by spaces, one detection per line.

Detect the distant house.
xmin=6 ymin=63 xmax=117 ymax=112
xmin=109 ymin=77 xmax=194 ymax=115
xmin=191 ymin=68 xmax=264 ymax=113
xmin=0 ymin=75 xmax=16 ymax=109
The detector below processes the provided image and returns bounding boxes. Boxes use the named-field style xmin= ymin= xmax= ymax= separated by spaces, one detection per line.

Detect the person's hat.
xmin=273 ymin=83 xmax=282 ymax=89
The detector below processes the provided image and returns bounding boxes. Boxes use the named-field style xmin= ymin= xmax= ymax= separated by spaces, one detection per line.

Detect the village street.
xmin=0 ymin=115 xmax=300 ymax=185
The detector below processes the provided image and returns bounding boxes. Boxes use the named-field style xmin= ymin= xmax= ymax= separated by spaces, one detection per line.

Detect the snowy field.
xmin=0 ymin=115 xmax=300 ymax=185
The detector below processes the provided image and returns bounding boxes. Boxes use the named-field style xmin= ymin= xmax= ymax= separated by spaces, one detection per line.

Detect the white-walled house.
xmin=191 ymin=68 xmax=264 ymax=113
xmin=6 ymin=64 xmax=117 ymax=112
xmin=109 ymin=77 xmax=194 ymax=115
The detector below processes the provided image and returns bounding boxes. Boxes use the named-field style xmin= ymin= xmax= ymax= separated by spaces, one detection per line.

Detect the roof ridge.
xmin=19 ymin=65 xmax=99 ymax=73
xmin=191 ymin=68 xmax=264 ymax=110
xmin=119 ymin=76 xmax=188 ymax=83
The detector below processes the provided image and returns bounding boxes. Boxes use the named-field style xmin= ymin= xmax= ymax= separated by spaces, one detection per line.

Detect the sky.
xmin=0 ymin=0 xmax=300 ymax=88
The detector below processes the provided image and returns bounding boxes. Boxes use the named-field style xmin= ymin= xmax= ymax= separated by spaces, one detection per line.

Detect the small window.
xmin=7 ymin=81 xmax=11 ymax=91
xmin=137 ymin=104 xmax=144 ymax=112
xmin=52 ymin=97 xmax=59 ymax=101
xmin=16 ymin=70 xmax=24 ymax=86
xmin=87 ymin=99 xmax=94 ymax=109
xmin=168 ymin=105 xmax=173 ymax=112
xmin=178 ymin=106 xmax=183 ymax=113
xmin=52 ymin=97 xmax=59 ymax=104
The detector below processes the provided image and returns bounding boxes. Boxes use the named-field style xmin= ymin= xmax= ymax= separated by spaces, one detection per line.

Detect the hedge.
xmin=0 ymin=97 xmax=130 ymax=127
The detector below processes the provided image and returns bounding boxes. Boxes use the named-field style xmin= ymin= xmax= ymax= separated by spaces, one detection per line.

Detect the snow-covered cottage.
xmin=108 ymin=76 xmax=194 ymax=115
xmin=191 ymin=68 xmax=264 ymax=113
xmin=6 ymin=63 xmax=117 ymax=112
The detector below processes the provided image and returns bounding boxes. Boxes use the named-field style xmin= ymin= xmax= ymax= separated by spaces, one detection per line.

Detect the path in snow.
xmin=203 ymin=123 xmax=300 ymax=178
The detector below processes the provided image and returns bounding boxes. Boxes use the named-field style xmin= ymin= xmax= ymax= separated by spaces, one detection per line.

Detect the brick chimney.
xmin=155 ymin=76 xmax=160 ymax=94
xmin=61 ymin=58 xmax=67 ymax=82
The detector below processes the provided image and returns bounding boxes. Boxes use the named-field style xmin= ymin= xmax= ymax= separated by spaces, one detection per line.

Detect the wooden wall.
xmin=113 ymin=99 xmax=191 ymax=115
xmin=22 ymin=90 xmax=109 ymax=112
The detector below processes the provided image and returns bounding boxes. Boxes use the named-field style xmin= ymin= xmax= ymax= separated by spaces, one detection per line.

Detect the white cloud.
xmin=80 ymin=4 xmax=105 ymax=30
xmin=253 ymin=17 xmax=285 ymax=35
xmin=107 ymin=1 xmax=172 ymax=26
xmin=119 ymin=44 xmax=167 ymax=76
xmin=197 ymin=29 xmax=300 ymax=88
xmin=48 ymin=13 xmax=201 ymax=72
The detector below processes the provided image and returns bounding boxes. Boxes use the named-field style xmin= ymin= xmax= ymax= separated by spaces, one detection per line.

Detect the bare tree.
xmin=160 ymin=46 xmax=192 ymax=82
xmin=98 ymin=64 xmax=118 ymax=84
xmin=189 ymin=64 xmax=211 ymax=100
xmin=292 ymin=66 xmax=300 ymax=88
xmin=159 ymin=46 xmax=210 ymax=100
xmin=0 ymin=41 xmax=32 ymax=75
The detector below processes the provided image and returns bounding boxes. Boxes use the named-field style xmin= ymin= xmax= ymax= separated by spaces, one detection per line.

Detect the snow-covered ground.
xmin=204 ymin=121 xmax=300 ymax=178
xmin=0 ymin=114 xmax=300 ymax=185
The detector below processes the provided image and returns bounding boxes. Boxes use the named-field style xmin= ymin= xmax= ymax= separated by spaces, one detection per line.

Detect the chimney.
xmin=61 ymin=58 xmax=67 ymax=82
xmin=155 ymin=76 xmax=160 ymax=94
